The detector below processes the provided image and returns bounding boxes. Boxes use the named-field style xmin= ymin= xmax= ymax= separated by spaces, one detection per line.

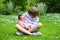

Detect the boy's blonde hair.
xmin=28 ymin=7 xmax=39 ymax=17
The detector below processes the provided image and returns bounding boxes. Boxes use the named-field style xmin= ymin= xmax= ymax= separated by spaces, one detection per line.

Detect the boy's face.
xmin=29 ymin=14 xmax=38 ymax=18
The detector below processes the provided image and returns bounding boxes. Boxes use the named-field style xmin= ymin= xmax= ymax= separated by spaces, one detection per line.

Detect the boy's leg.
xmin=15 ymin=24 xmax=32 ymax=35
xmin=28 ymin=23 xmax=42 ymax=32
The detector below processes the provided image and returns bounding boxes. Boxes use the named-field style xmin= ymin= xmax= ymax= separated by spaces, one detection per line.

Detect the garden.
xmin=0 ymin=0 xmax=60 ymax=40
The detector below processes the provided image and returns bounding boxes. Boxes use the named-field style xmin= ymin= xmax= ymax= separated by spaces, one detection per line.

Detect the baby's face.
xmin=20 ymin=16 xmax=25 ymax=21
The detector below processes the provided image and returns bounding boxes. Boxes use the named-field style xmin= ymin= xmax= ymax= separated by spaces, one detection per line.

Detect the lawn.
xmin=0 ymin=13 xmax=60 ymax=40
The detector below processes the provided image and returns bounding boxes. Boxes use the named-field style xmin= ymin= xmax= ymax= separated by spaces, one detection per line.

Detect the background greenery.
xmin=0 ymin=0 xmax=60 ymax=15
xmin=0 ymin=0 xmax=60 ymax=40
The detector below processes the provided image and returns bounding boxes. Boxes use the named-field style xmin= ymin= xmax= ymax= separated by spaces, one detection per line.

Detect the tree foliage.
xmin=38 ymin=0 xmax=60 ymax=13
xmin=0 ymin=0 xmax=60 ymax=15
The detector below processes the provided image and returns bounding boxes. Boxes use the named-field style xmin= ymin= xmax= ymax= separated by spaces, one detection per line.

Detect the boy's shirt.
xmin=23 ymin=12 xmax=39 ymax=25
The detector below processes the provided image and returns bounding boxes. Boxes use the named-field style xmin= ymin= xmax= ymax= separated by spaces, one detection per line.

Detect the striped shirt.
xmin=22 ymin=12 xmax=39 ymax=25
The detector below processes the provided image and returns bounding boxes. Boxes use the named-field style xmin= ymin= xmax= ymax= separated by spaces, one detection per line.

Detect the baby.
xmin=18 ymin=14 xmax=31 ymax=30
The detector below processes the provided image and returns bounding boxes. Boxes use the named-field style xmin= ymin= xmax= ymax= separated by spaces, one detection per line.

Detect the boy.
xmin=15 ymin=7 xmax=42 ymax=35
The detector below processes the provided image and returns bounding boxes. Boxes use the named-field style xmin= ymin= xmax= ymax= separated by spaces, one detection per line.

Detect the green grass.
xmin=0 ymin=14 xmax=60 ymax=40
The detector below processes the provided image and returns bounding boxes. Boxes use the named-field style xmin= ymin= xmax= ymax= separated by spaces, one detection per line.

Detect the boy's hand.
xmin=25 ymin=26 xmax=31 ymax=30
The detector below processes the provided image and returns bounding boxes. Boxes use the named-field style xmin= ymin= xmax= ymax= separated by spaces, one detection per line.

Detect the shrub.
xmin=0 ymin=0 xmax=5 ymax=3
xmin=0 ymin=0 xmax=6 ymax=14
xmin=37 ymin=2 xmax=47 ymax=15
xmin=0 ymin=3 xmax=6 ymax=13
xmin=1 ymin=1 xmax=14 ymax=15
xmin=6 ymin=1 xmax=14 ymax=15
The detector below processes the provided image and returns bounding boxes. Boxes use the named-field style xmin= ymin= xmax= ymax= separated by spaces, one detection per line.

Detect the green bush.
xmin=0 ymin=0 xmax=60 ymax=15
xmin=0 ymin=3 xmax=5 ymax=13
xmin=37 ymin=2 xmax=47 ymax=15
xmin=6 ymin=1 xmax=14 ymax=14
xmin=1 ymin=1 xmax=14 ymax=15
xmin=13 ymin=0 xmax=37 ymax=11
xmin=0 ymin=0 xmax=5 ymax=3
xmin=14 ymin=5 xmax=22 ymax=14
xmin=0 ymin=0 xmax=6 ymax=13
xmin=38 ymin=0 xmax=60 ymax=13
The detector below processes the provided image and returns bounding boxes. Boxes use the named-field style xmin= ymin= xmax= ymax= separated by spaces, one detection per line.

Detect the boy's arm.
xmin=33 ymin=18 xmax=39 ymax=25
xmin=18 ymin=20 xmax=30 ymax=30
xmin=18 ymin=20 xmax=26 ymax=28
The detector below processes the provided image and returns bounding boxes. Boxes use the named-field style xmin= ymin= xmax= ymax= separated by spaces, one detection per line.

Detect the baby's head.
xmin=28 ymin=7 xmax=39 ymax=18
xmin=18 ymin=14 xmax=25 ymax=21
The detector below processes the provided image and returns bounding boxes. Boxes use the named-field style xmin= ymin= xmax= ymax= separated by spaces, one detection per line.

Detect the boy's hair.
xmin=28 ymin=7 xmax=39 ymax=17
xmin=18 ymin=14 xmax=22 ymax=20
